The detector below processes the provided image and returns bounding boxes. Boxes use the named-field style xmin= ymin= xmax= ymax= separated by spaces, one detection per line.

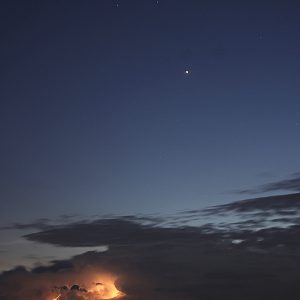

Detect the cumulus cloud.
xmin=0 ymin=257 xmax=127 ymax=300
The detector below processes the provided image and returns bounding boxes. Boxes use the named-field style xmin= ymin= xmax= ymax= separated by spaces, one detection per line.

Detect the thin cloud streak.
xmin=237 ymin=173 xmax=300 ymax=195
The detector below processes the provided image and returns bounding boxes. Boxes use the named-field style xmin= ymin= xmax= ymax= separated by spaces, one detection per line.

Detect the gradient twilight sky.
xmin=0 ymin=0 xmax=300 ymax=224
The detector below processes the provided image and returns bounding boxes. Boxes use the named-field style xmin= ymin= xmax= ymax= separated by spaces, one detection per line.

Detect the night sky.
xmin=2 ymin=2 xmax=300 ymax=299
xmin=1 ymin=0 xmax=300 ymax=223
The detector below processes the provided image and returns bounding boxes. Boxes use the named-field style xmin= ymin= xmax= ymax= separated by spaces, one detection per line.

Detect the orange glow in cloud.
xmin=49 ymin=271 xmax=125 ymax=300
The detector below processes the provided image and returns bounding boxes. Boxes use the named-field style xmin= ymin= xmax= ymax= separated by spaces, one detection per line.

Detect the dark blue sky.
xmin=1 ymin=0 xmax=300 ymax=223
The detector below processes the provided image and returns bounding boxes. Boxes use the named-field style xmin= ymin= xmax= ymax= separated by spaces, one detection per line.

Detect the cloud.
xmin=12 ymin=193 xmax=300 ymax=249
xmin=204 ymin=193 xmax=300 ymax=215
xmin=237 ymin=173 xmax=300 ymax=195
xmin=23 ymin=218 xmax=198 ymax=247
xmin=19 ymin=192 xmax=300 ymax=254
xmin=0 ymin=257 xmax=128 ymax=300
xmin=2 ymin=227 xmax=300 ymax=299
xmin=0 ymin=219 xmax=52 ymax=231
xmin=0 ymin=215 xmax=162 ymax=232
xmin=2 ymin=194 xmax=300 ymax=299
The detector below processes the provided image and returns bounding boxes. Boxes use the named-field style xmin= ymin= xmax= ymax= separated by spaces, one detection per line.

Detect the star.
xmin=185 ymin=70 xmax=190 ymax=74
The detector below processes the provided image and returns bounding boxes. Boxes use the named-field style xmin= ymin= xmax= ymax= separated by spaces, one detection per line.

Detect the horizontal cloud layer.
xmin=238 ymin=173 xmax=300 ymax=194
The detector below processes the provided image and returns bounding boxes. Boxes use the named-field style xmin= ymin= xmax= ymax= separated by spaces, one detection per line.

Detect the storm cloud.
xmin=3 ymin=193 xmax=300 ymax=299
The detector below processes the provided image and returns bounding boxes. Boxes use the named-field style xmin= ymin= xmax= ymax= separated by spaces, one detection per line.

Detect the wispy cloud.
xmin=237 ymin=173 xmax=300 ymax=195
